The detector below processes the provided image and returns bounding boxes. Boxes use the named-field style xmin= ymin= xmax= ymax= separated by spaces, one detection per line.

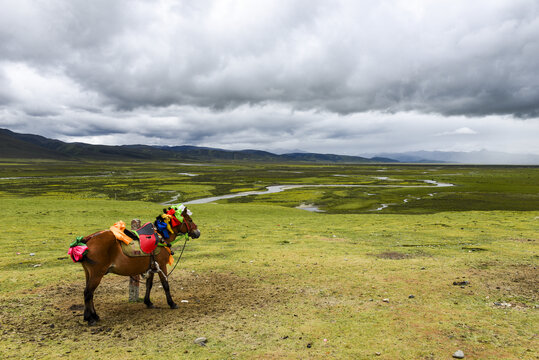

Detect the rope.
xmin=129 ymin=223 xmax=190 ymax=284
xmin=166 ymin=235 xmax=189 ymax=279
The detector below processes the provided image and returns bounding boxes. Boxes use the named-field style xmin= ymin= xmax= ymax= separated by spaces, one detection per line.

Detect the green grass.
xmin=0 ymin=161 xmax=538 ymax=359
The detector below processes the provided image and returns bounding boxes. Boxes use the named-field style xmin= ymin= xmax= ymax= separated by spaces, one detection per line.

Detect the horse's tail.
xmin=69 ymin=235 xmax=96 ymax=264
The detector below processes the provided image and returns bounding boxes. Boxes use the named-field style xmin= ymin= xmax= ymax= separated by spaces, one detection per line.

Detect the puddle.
xmin=423 ymin=180 xmax=452 ymax=187
xmin=373 ymin=204 xmax=390 ymax=211
xmin=296 ymin=203 xmax=325 ymax=212
xmin=174 ymin=162 xmax=215 ymax=166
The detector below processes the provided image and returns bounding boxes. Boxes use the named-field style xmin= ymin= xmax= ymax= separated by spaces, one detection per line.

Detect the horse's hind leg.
xmin=144 ymin=272 xmax=155 ymax=309
xmin=158 ymin=272 xmax=178 ymax=309
xmin=83 ymin=270 xmax=103 ymax=325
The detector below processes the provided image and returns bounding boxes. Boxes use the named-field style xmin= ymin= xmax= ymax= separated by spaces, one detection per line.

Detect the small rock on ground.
xmin=493 ymin=302 xmax=512 ymax=308
xmin=453 ymin=349 xmax=465 ymax=358
xmin=194 ymin=337 xmax=207 ymax=346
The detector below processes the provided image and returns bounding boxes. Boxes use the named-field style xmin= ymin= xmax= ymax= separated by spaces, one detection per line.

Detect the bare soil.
xmin=375 ymin=251 xmax=412 ymax=259
xmin=469 ymin=264 xmax=539 ymax=306
xmin=0 ymin=270 xmax=287 ymax=348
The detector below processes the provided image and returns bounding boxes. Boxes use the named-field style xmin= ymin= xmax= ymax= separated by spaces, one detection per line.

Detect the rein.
xmin=166 ymin=216 xmax=191 ymax=278
xmin=153 ymin=217 xmax=191 ymax=280
xmin=166 ymin=234 xmax=189 ymax=278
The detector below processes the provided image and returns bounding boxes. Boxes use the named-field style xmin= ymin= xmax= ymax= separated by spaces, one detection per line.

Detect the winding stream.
xmin=181 ymin=179 xmax=454 ymax=206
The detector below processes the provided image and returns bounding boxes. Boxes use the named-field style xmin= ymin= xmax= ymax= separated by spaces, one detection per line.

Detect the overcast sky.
xmin=1 ymin=0 xmax=538 ymax=156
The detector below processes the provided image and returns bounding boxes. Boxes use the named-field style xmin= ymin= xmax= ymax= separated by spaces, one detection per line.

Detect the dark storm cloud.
xmin=2 ymin=0 xmax=538 ymax=118
xmin=1 ymin=0 xmax=538 ymax=157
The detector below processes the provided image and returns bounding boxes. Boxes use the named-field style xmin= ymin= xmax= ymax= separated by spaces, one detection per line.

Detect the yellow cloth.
xmin=109 ymin=221 xmax=133 ymax=245
xmin=160 ymin=214 xmax=174 ymax=233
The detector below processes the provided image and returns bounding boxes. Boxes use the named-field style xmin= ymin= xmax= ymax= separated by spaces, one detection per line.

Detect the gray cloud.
xmin=2 ymin=0 xmax=538 ymax=116
xmin=0 ymin=0 xmax=538 ymax=156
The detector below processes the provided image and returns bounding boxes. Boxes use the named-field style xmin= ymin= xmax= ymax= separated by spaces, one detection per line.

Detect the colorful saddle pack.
xmin=110 ymin=221 xmax=163 ymax=254
xmin=108 ymin=206 xmax=189 ymax=265
xmin=69 ymin=204 xmax=190 ymax=265
xmin=120 ymin=235 xmax=163 ymax=257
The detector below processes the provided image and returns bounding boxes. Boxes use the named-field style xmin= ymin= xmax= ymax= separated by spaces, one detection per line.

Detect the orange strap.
xmin=109 ymin=221 xmax=133 ymax=245
xmin=164 ymin=246 xmax=174 ymax=266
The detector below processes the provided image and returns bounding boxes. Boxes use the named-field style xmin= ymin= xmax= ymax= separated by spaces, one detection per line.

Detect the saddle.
xmin=110 ymin=219 xmax=175 ymax=265
xmin=112 ymin=221 xmax=163 ymax=256
xmin=135 ymin=222 xmax=162 ymax=254
xmin=120 ymin=238 xmax=163 ymax=257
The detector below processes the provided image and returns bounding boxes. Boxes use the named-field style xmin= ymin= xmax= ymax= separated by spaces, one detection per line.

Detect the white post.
xmin=128 ymin=219 xmax=141 ymax=302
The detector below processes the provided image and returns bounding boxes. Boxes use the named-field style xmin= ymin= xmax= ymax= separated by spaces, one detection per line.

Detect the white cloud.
xmin=435 ymin=127 xmax=478 ymax=136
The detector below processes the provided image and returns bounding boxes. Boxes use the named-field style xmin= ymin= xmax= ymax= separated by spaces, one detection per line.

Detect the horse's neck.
xmin=168 ymin=231 xmax=179 ymax=244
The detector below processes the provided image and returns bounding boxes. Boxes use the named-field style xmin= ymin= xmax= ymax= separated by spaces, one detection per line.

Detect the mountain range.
xmin=368 ymin=150 xmax=539 ymax=165
xmin=2 ymin=128 xmax=537 ymax=164
xmin=0 ymin=128 xmax=394 ymax=163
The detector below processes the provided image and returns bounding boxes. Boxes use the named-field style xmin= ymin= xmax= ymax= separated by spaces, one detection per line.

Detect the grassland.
xmin=0 ymin=160 xmax=537 ymax=359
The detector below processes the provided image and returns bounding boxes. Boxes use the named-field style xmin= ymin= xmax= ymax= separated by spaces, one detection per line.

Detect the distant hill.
xmin=0 ymin=128 xmax=396 ymax=163
xmin=282 ymin=152 xmax=394 ymax=163
xmin=0 ymin=129 xmax=69 ymax=159
xmin=372 ymin=150 xmax=539 ymax=165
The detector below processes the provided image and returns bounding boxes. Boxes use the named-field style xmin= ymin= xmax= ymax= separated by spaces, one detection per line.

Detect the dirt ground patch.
xmin=509 ymin=237 xmax=537 ymax=243
xmin=0 ymin=270 xmax=287 ymax=347
xmin=374 ymin=251 xmax=412 ymax=260
xmin=468 ymin=263 xmax=538 ymax=305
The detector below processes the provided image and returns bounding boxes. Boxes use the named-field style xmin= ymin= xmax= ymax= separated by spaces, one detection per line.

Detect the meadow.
xmin=0 ymin=160 xmax=537 ymax=359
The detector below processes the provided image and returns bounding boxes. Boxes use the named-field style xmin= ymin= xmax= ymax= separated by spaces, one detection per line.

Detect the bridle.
xmin=180 ymin=214 xmax=194 ymax=235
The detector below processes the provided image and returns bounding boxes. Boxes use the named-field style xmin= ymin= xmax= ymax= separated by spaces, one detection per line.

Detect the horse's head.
xmin=176 ymin=206 xmax=200 ymax=239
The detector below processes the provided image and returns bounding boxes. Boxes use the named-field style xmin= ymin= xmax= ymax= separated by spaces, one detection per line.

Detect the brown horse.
xmin=79 ymin=208 xmax=200 ymax=325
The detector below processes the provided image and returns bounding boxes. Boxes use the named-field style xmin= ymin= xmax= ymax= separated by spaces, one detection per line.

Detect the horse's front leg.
xmin=158 ymin=271 xmax=177 ymax=309
xmin=144 ymin=272 xmax=155 ymax=309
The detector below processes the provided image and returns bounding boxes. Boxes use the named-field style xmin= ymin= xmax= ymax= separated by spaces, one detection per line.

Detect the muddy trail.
xmin=0 ymin=270 xmax=288 ymax=356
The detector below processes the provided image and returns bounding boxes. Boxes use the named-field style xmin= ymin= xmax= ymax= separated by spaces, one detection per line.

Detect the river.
xmin=180 ymin=180 xmax=454 ymax=206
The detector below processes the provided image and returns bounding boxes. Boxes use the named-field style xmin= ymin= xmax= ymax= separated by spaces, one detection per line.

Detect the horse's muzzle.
xmin=190 ymin=229 xmax=201 ymax=239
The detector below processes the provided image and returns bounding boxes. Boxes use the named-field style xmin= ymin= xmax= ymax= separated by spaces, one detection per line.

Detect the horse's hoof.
xmin=145 ymin=302 xmax=155 ymax=309
xmin=169 ymin=303 xmax=178 ymax=309
xmin=87 ymin=319 xmax=97 ymax=326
